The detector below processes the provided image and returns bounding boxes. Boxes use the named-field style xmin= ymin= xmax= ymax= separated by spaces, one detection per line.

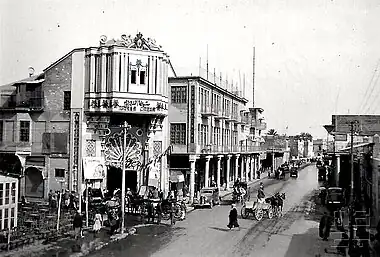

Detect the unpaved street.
xmin=89 ymin=165 xmax=327 ymax=257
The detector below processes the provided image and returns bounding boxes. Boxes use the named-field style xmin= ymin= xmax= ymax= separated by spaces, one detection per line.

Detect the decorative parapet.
xmin=99 ymin=32 xmax=163 ymax=52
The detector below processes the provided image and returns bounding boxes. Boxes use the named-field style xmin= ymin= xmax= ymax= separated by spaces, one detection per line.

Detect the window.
xmin=10 ymin=208 xmax=15 ymax=228
xmin=170 ymin=123 xmax=186 ymax=145
xmin=11 ymin=183 xmax=16 ymax=204
xmin=42 ymin=133 xmax=68 ymax=154
xmin=131 ymin=70 xmax=137 ymax=84
xmin=5 ymin=183 xmax=9 ymax=205
xmin=4 ymin=208 xmax=8 ymax=229
xmin=139 ymin=71 xmax=145 ymax=84
xmin=0 ymin=120 xmax=3 ymax=142
xmin=20 ymin=121 xmax=30 ymax=142
xmin=55 ymin=168 xmax=65 ymax=178
xmin=63 ymin=91 xmax=71 ymax=110
xmin=171 ymin=86 xmax=187 ymax=103
xmin=0 ymin=184 xmax=3 ymax=206
xmin=0 ymin=209 xmax=2 ymax=229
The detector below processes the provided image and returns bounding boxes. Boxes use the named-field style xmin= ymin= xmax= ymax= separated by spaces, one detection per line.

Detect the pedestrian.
xmin=319 ymin=212 xmax=332 ymax=241
xmin=227 ymin=204 xmax=239 ymax=229
xmin=48 ymin=190 xmax=53 ymax=207
xmin=73 ymin=210 xmax=83 ymax=239
xmin=93 ymin=212 xmax=102 ymax=234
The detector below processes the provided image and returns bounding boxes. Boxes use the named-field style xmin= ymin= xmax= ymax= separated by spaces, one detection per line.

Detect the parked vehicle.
xmin=193 ymin=187 xmax=220 ymax=208
xmin=326 ymin=187 xmax=345 ymax=210
xmin=290 ymin=166 xmax=298 ymax=178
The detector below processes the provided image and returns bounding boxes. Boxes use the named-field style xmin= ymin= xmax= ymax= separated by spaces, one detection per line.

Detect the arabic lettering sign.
xmin=333 ymin=115 xmax=380 ymax=135
xmin=83 ymin=157 xmax=106 ymax=180
xmin=87 ymin=98 xmax=168 ymax=114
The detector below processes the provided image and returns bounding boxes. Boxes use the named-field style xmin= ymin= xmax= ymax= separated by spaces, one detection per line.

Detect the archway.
xmin=106 ymin=166 xmax=137 ymax=193
xmin=24 ymin=167 xmax=44 ymax=198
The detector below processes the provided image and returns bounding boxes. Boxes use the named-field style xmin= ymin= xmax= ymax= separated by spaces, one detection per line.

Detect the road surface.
xmin=88 ymin=164 xmax=330 ymax=257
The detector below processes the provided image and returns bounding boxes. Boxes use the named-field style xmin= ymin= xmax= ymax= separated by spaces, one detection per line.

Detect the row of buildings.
xmin=0 ymin=32 xmax=276 ymax=207
xmin=323 ymin=115 xmax=380 ymax=225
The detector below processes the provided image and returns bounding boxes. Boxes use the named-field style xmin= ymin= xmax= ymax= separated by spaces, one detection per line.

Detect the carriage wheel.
xmin=255 ymin=208 xmax=264 ymax=221
xmin=241 ymin=206 xmax=249 ymax=219
xmin=267 ymin=207 xmax=273 ymax=219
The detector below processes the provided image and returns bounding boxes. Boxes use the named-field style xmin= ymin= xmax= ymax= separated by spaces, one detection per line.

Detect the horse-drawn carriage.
xmin=232 ymin=182 xmax=250 ymax=203
xmin=241 ymin=192 xmax=286 ymax=221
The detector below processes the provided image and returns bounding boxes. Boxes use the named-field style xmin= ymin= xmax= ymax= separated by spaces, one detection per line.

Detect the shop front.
xmin=169 ymin=169 xmax=188 ymax=199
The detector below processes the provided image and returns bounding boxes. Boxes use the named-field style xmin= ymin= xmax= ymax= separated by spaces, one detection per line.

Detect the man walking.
xmin=73 ymin=210 xmax=83 ymax=239
xmin=227 ymin=204 xmax=239 ymax=229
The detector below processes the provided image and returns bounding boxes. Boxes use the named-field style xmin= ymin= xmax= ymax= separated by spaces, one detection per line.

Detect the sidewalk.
xmin=3 ymin=215 xmax=143 ymax=257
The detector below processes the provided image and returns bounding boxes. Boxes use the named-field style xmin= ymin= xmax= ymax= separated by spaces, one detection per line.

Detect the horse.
xmin=266 ymin=192 xmax=286 ymax=216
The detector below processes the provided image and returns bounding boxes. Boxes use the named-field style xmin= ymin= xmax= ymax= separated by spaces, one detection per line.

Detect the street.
xmin=87 ymin=165 xmax=327 ymax=257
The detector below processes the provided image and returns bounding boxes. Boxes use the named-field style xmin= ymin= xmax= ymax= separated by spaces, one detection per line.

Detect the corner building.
xmin=168 ymin=76 xmax=266 ymax=203
xmin=0 ymin=33 xmax=172 ymax=199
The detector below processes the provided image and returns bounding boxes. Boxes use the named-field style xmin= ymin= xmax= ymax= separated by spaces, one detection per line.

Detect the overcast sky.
xmin=1 ymin=0 xmax=380 ymax=139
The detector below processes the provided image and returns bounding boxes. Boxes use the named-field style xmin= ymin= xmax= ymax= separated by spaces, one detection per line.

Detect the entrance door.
xmin=107 ymin=166 xmax=138 ymax=193
xmin=24 ymin=167 xmax=44 ymax=198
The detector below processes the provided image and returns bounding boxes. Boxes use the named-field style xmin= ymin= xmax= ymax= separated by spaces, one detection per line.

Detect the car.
xmin=326 ymin=187 xmax=345 ymax=209
xmin=193 ymin=187 xmax=220 ymax=208
xmin=290 ymin=166 xmax=298 ymax=178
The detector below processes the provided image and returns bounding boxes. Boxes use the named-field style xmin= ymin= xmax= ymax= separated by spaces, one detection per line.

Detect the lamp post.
xmin=56 ymin=179 xmax=65 ymax=231
xmin=120 ymin=121 xmax=130 ymax=234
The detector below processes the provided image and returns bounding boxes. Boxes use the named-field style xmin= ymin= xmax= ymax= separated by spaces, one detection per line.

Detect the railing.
xmin=173 ymin=142 xmax=266 ymax=154
xmin=251 ymin=120 xmax=267 ymax=130
xmin=0 ymin=92 xmax=44 ymax=110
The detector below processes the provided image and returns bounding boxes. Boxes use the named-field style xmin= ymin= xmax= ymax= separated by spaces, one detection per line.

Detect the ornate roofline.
xmin=99 ymin=32 xmax=163 ymax=52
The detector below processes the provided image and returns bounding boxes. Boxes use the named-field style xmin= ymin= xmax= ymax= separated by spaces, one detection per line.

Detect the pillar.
xmin=250 ymin=155 xmax=254 ymax=180
xmin=226 ymin=155 xmax=231 ymax=189
xmin=240 ymin=155 xmax=244 ymax=180
xmin=272 ymin=151 xmax=275 ymax=174
xmin=258 ymin=155 xmax=261 ymax=172
xmin=205 ymin=156 xmax=212 ymax=187
xmin=120 ymin=54 xmax=125 ymax=91
xmin=112 ymin=53 xmax=120 ymax=91
xmin=89 ymin=54 xmax=96 ymax=92
xmin=101 ymin=53 xmax=107 ymax=92
xmin=336 ymin=154 xmax=340 ymax=187
xmin=234 ymin=154 xmax=240 ymax=181
xmin=217 ymin=155 xmax=222 ymax=189
xmin=245 ymin=156 xmax=249 ymax=182
xmin=189 ymin=155 xmax=197 ymax=204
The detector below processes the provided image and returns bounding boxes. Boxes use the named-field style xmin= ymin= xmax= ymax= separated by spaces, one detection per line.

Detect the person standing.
xmin=227 ymin=204 xmax=239 ymax=229
xmin=93 ymin=213 xmax=102 ymax=234
xmin=73 ymin=210 xmax=83 ymax=239
xmin=319 ymin=212 xmax=332 ymax=241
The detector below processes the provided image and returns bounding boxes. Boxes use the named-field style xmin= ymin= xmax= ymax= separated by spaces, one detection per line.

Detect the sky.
xmin=1 ymin=0 xmax=380 ymax=139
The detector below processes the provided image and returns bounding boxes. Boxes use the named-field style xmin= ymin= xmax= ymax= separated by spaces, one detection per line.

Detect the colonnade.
xmin=188 ymin=154 xmax=261 ymax=203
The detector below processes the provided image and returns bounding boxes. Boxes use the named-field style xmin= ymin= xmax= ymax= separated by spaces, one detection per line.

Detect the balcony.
xmin=0 ymin=92 xmax=44 ymax=111
xmin=240 ymin=116 xmax=249 ymax=124
xmin=200 ymin=106 xmax=217 ymax=117
xmin=251 ymin=120 xmax=267 ymax=130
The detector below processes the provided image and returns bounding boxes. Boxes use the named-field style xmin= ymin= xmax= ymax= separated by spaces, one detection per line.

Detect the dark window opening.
xmin=0 ymin=121 xmax=3 ymax=142
xmin=139 ymin=71 xmax=145 ymax=84
xmin=63 ymin=91 xmax=71 ymax=110
xmin=131 ymin=70 xmax=137 ymax=84
xmin=55 ymin=168 xmax=65 ymax=178
xmin=20 ymin=121 xmax=30 ymax=142
xmin=170 ymin=123 xmax=186 ymax=145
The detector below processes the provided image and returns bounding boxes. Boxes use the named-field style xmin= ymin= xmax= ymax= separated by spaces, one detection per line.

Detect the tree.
xmin=267 ymin=129 xmax=278 ymax=136
xmin=297 ymin=132 xmax=313 ymax=141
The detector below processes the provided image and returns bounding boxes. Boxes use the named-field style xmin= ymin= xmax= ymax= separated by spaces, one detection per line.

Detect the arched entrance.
xmin=107 ymin=167 xmax=138 ymax=193
xmin=24 ymin=167 xmax=44 ymax=198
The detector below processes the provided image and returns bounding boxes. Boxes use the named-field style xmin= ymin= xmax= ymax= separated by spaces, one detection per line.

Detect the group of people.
xmin=48 ymin=189 xmax=79 ymax=210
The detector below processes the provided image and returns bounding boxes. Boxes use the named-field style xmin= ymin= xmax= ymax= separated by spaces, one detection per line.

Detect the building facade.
xmin=0 ymin=32 xmax=172 ymax=199
xmin=168 ymin=76 xmax=266 ymax=202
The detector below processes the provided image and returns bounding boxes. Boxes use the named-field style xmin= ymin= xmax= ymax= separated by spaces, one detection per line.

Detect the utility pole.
xmin=121 ymin=121 xmax=130 ymax=234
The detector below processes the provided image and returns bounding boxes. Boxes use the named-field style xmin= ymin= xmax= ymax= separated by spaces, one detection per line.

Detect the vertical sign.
xmin=190 ymin=85 xmax=195 ymax=143
xmin=73 ymin=112 xmax=80 ymax=191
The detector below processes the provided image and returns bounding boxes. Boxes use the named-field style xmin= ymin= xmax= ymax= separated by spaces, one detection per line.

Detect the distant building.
xmin=313 ymin=139 xmax=326 ymax=156
xmin=289 ymin=136 xmax=313 ymax=159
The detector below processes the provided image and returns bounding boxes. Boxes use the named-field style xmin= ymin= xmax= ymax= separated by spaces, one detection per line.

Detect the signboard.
xmin=334 ymin=134 xmax=347 ymax=141
xmin=169 ymin=170 xmax=185 ymax=183
xmin=333 ymin=115 xmax=380 ymax=135
xmin=86 ymin=97 xmax=168 ymax=115
xmin=83 ymin=157 xmax=106 ymax=180
xmin=148 ymin=162 xmax=160 ymax=188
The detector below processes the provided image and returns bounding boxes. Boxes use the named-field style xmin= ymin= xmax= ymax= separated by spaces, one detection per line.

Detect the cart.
xmin=240 ymin=199 xmax=273 ymax=221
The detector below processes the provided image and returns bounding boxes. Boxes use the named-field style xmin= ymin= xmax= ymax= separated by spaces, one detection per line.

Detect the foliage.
xmin=267 ymin=129 xmax=278 ymax=136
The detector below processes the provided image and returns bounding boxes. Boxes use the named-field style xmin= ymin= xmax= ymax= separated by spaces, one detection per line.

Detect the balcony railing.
xmin=251 ymin=120 xmax=267 ymax=130
xmin=0 ymin=92 xmax=44 ymax=110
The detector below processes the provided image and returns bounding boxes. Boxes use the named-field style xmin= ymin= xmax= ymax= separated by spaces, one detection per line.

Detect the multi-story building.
xmin=168 ymin=76 xmax=266 ymax=202
xmin=0 ymin=32 xmax=172 ymax=199
xmin=313 ymin=139 xmax=326 ymax=156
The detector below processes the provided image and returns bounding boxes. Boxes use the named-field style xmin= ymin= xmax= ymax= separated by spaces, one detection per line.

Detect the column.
xmin=226 ymin=155 xmax=231 ymax=189
xmin=234 ymin=154 xmax=240 ymax=181
xmin=205 ymin=156 xmax=212 ymax=187
xmin=120 ymin=54 xmax=125 ymax=91
xmin=101 ymin=53 xmax=107 ymax=92
xmin=240 ymin=155 xmax=244 ymax=180
xmin=217 ymin=155 xmax=222 ymax=189
xmin=112 ymin=53 xmax=120 ymax=91
xmin=245 ymin=156 xmax=249 ymax=182
xmin=189 ymin=155 xmax=197 ymax=204
xmin=89 ymin=54 xmax=96 ymax=92
xmin=250 ymin=155 xmax=254 ymax=180
xmin=258 ymin=155 xmax=261 ymax=172
xmin=336 ymin=154 xmax=340 ymax=187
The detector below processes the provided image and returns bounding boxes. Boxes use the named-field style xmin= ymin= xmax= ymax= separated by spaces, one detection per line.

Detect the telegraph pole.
xmin=348 ymin=120 xmax=358 ymax=252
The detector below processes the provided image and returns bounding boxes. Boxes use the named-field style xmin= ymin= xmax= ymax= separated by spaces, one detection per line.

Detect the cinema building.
xmin=0 ymin=33 xmax=173 ymax=199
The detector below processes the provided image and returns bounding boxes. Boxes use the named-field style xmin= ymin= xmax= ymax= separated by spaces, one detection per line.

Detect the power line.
xmin=364 ymin=71 xmax=380 ymax=114
xmin=359 ymin=59 xmax=380 ymax=113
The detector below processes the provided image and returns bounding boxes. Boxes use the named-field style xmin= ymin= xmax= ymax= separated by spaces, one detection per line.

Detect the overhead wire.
xmin=359 ymin=59 xmax=380 ymax=113
xmin=364 ymin=71 xmax=380 ymax=114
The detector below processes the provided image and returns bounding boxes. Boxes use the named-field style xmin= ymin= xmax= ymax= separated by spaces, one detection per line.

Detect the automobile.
xmin=290 ymin=166 xmax=298 ymax=178
xmin=326 ymin=187 xmax=345 ymax=209
xmin=193 ymin=187 xmax=220 ymax=208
